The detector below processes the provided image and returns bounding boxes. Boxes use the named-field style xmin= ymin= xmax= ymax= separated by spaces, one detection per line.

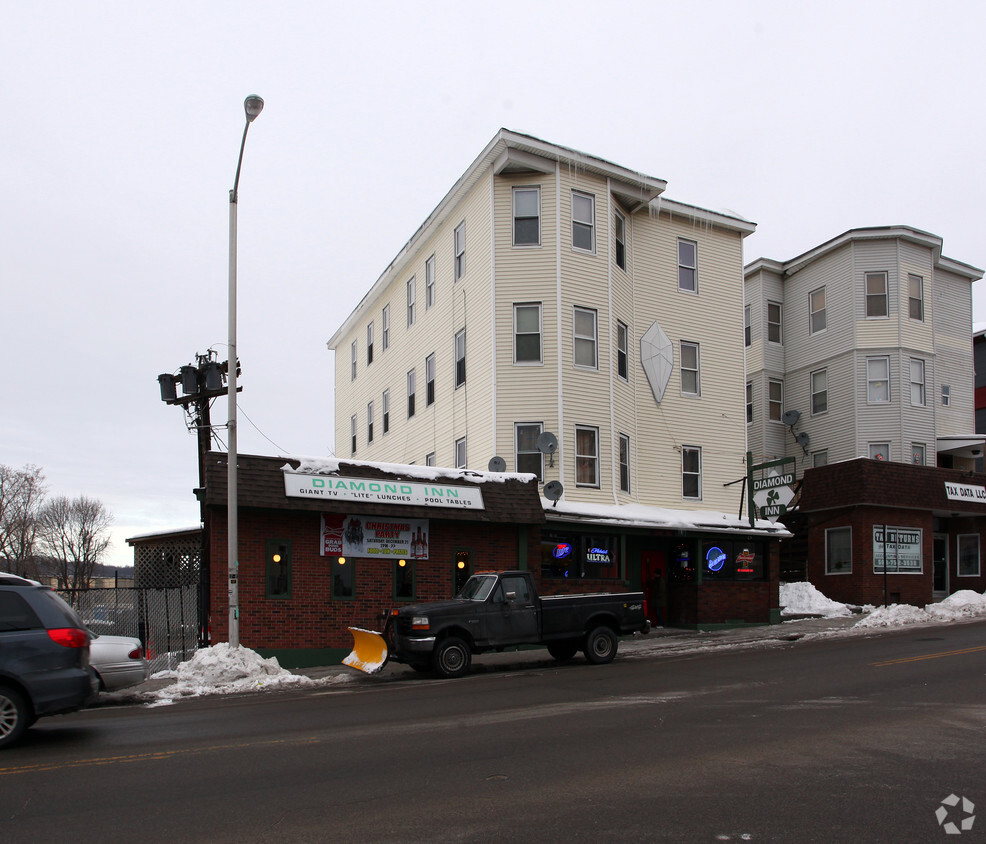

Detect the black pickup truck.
xmin=347 ymin=570 xmax=649 ymax=678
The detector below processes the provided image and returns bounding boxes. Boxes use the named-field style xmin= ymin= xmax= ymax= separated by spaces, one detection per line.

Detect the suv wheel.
xmin=0 ymin=685 xmax=30 ymax=750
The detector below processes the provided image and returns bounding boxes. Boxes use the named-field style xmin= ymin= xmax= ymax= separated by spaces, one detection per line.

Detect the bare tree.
xmin=0 ymin=464 xmax=47 ymax=578
xmin=38 ymin=495 xmax=113 ymax=590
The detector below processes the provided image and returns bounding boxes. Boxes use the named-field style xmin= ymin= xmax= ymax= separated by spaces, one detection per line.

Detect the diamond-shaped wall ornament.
xmin=640 ymin=321 xmax=674 ymax=405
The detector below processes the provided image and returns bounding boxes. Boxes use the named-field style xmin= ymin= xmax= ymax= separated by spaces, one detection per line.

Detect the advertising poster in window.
xmin=872 ymin=526 xmax=922 ymax=573
xmin=321 ymin=514 xmax=430 ymax=559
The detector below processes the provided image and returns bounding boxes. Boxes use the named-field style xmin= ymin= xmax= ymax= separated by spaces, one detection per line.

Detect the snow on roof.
xmin=285 ymin=456 xmax=535 ymax=485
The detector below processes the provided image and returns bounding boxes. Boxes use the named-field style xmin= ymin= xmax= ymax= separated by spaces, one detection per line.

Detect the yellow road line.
xmin=871 ymin=644 xmax=986 ymax=667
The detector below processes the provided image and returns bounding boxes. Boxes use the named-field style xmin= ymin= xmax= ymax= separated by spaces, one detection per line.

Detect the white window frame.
xmin=382 ymin=304 xmax=390 ymax=351
xmin=366 ymin=322 xmax=374 ymax=365
xmin=426 ymin=452 xmax=436 ymax=467
xmin=682 ymin=445 xmax=702 ymax=500
xmin=573 ymin=306 xmax=598 ymax=370
xmin=406 ymin=369 xmax=416 ymax=419
xmin=575 ymin=425 xmax=600 ymax=488
xmin=744 ymin=304 xmax=751 ymax=347
xmin=614 ymin=209 xmax=626 ymax=270
xmin=812 ymin=450 xmax=828 ymax=468
xmin=767 ymin=301 xmax=782 ymax=344
xmin=746 ymin=382 xmax=753 ymax=424
xmin=865 ymin=271 xmax=888 ymax=318
xmin=909 ymin=358 xmax=926 ymax=406
xmin=942 ymin=385 xmax=951 ymax=406
xmin=618 ymin=433 xmax=630 ymax=494
xmin=350 ymin=340 xmax=357 ymax=381
xmin=454 ymin=329 xmax=466 ymax=388
xmin=454 ymin=436 xmax=467 ymax=469
xmin=908 ymin=273 xmax=924 ymax=321
xmin=382 ymin=389 xmax=390 ymax=434
xmin=571 ymin=191 xmax=595 ymax=253
xmin=768 ymin=379 xmax=783 ymax=422
xmin=616 ymin=320 xmax=628 ymax=381
xmin=869 ymin=442 xmax=890 ymax=461
xmin=366 ymin=401 xmax=374 ymax=444
xmin=867 ymin=357 xmax=890 ymax=404
xmin=825 ymin=526 xmax=852 ymax=575
xmin=425 ymin=254 xmax=436 ymax=310
xmin=680 ymin=341 xmax=700 ymax=396
xmin=512 ymin=186 xmax=540 ymax=247
xmin=454 ymin=221 xmax=466 ymax=281
xmin=911 ymin=443 xmax=926 ymax=465
xmin=406 ymin=276 xmax=416 ymax=328
xmin=515 ymin=422 xmax=544 ymax=480
xmin=677 ymin=239 xmax=697 ymax=293
xmin=350 ymin=414 xmax=357 ymax=455
xmin=811 ymin=368 xmax=828 ymax=415
xmin=810 ymin=286 xmax=826 ymax=334
xmin=514 ymin=303 xmax=542 ymax=364
xmin=958 ymin=533 xmax=981 ymax=576
xmin=425 ymin=353 xmax=436 ymax=406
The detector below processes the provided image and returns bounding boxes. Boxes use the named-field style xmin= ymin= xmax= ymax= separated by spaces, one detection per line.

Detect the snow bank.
xmin=855 ymin=590 xmax=986 ymax=629
xmin=779 ymin=581 xmax=853 ymax=618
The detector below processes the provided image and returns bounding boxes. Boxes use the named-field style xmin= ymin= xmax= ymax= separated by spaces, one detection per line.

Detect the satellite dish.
xmin=543 ymin=480 xmax=564 ymax=507
xmin=488 ymin=456 xmax=506 ymax=472
xmin=536 ymin=432 xmax=558 ymax=467
xmin=781 ymin=409 xmax=801 ymax=427
xmin=795 ymin=432 xmax=810 ymax=448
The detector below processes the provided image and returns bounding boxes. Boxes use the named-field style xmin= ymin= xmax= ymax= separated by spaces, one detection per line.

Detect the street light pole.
xmin=228 ymin=94 xmax=264 ymax=648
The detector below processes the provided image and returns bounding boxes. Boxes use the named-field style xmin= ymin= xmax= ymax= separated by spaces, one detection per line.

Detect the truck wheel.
xmin=547 ymin=641 xmax=579 ymax=661
xmin=0 ymin=685 xmax=30 ymax=750
xmin=432 ymin=636 xmax=471 ymax=678
xmin=584 ymin=626 xmax=618 ymax=665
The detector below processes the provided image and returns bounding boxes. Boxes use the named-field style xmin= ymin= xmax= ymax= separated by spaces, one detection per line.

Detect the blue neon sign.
xmin=706 ymin=546 xmax=727 ymax=572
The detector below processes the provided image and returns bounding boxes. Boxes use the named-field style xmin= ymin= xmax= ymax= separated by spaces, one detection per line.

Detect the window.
xmin=425 ymin=452 xmax=435 ymax=467
xmin=682 ymin=446 xmax=702 ymax=499
xmin=382 ymin=305 xmax=390 ymax=351
xmin=867 ymin=357 xmax=890 ymax=403
xmin=406 ymin=277 xmax=416 ymax=327
xmin=912 ymin=443 xmax=926 ymax=465
xmin=680 ymin=341 xmax=700 ymax=396
xmin=574 ymin=307 xmax=597 ymax=369
xmin=616 ymin=321 xmax=628 ymax=381
xmin=541 ymin=531 xmax=621 ymax=581
xmin=575 ymin=426 xmax=599 ymax=488
xmin=366 ymin=322 xmax=374 ymax=365
xmin=812 ymin=450 xmax=828 ymax=468
xmin=908 ymin=274 xmax=924 ymax=321
xmin=513 ymin=186 xmax=540 ymax=246
xmin=407 ymin=369 xmax=416 ymax=418
xmin=768 ymin=379 xmax=783 ymax=422
xmin=619 ymin=433 xmax=630 ymax=494
xmin=811 ymin=369 xmax=828 ymax=415
xmin=677 ymin=239 xmax=697 ymax=292
xmin=515 ymin=303 xmax=542 ymax=364
xmin=265 ymin=540 xmax=291 ymax=599
xmin=350 ymin=340 xmax=357 ymax=381
xmin=382 ymin=390 xmax=390 ymax=434
xmin=614 ymin=210 xmax=626 ymax=270
xmin=350 ymin=414 xmax=357 ymax=455
xmin=454 ymin=221 xmax=465 ymax=281
xmin=367 ymin=401 xmax=374 ymax=444
xmin=744 ymin=304 xmax=751 ymax=347
xmin=394 ymin=558 xmax=415 ymax=600
xmin=958 ymin=534 xmax=981 ymax=576
xmin=425 ymin=254 xmax=435 ymax=309
xmin=909 ymin=358 xmax=926 ymax=406
xmin=454 ymin=329 xmax=466 ymax=388
xmin=825 ymin=527 xmax=851 ymax=574
xmin=865 ymin=271 xmax=888 ymax=317
xmin=810 ymin=287 xmax=826 ymax=334
xmin=332 ymin=555 xmax=353 ymax=599
xmin=572 ymin=191 xmax=595 ymax=252
xmin=942 ymin=385 xmax=951 ymax=406
xmin=515 ymin=423 xmax=543 ymax=480
xmin=767 ymin=301 xmax=782 ymax=343
xmin=454 ymin=436 xmax=467 ymax=469
xmin=746 ymin=382 xmax=753 ymax=424
xmin=869 ymin=443 xmax=890 ymax=461
xmin=701 ymin=540 xmax=766 ymax=582
xmin=425 ymin=353 xmax=436 ymax=406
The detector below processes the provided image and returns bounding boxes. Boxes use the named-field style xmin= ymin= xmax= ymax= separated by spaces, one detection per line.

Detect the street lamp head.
xmin=244 ymin=95 xmax=264 ymax=123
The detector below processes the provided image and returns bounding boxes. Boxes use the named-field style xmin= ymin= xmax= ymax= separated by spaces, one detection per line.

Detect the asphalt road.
xmin=2 ymin=620 xmax=984 ymax=843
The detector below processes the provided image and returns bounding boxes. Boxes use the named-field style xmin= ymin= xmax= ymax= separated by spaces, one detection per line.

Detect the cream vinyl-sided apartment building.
xmin=327 ymin=130 xmax=759 ymax=517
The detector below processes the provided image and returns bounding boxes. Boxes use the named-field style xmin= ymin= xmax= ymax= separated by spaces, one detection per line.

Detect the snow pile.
xmin=855 ymin=590 xmax=986 ymax=629
xmin=779 ymin=581 xmax=853 ymax=618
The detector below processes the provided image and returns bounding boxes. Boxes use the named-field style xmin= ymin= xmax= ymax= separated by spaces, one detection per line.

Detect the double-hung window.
xmin=407 ymin=369 xmax=416 ymax=418
xmin=744 ymin=304 xmax=751 ymax=347
xmin=575 ymin=425 xmax=599 ymax=488
xmin=515 ymin=423 xmax=543 ymax=480
xmin=910 ymin=358 xmax=926 ymax=406
xmin=942 ymin=385 xmax=951 ymax=406
xmin=616 ymin=321 xmax=628 ymax=381
xmin=768 ymin=379 xmax=783 ymax=422
xmin=454 ymin=329 xmax=466 ymax=388
xmin=908 ymin=274 xmax=924 ymax=321
xmin=810 ymin=287 xmax=826 ymax=333
xmin=425 ymin=353 xmax=436 ymax=406
xmin=454 ymin=222 xmax=466 ymax=281
xmin=825 ymin=527 xmax=851 ymax=574
xmin=619 ymin=433 xmax=630 ymax=494
xmin=572 ymin=191 xmax=595 ymax=252
xmin=614 ymin=210 xmax=626 ymax=270
xmin=382 ymin=389 xmax=390 ymax=434
xmin=869 ymin=443 xmax=890 ymax=461
xmin=680 ymin=341 xmax=700 ymax=396
xmin=454 ymin=436 xmax=467 ymax=469
xmin=425 ymin=255 xmax=435 ymax=309
xmin=350 ymin=414 xmax=357 ymax=455
xmin=366 ymin=322 xmax=374 ymax=365
xmin=406 ymin=277 xmax=416 ymax=327
xmin=513 ymin=187 xmax=540 ymax=246
xmin=767 ymin=301 xmax=782 ymax=343
xmin=425 ymin=452 xmax=436 ymax=467
xmin=867 ymin=357 xmax=890 ymax=403
xmin=682 ymin=446 xmax=701 ymax=499
xmin=514 ymin=303 xmax=542 ymax=364
xmin=574 ymin=306 xmax=597 ymax=369
xmin=865 ymin=272 xmax=888 ymax=318
xmin=912 ymin=443 xmax=926 ymax=465
xmin=811 ymin=369 xmax=828 ymax=415
xmin=366 ymin=401 xmax=374 ymax=444
xmin=677 ymin=239 xmax=697 ymax=292
xmin=746 ymin=382 xmax=753 ymax=424
xmin=382 ymin=305 xmax=390 ymax=351
xmin=350 ymin=341 xmax=357 ymax=381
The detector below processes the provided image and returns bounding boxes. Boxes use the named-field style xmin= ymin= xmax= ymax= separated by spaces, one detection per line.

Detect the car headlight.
xmin=411 ymin=616 xmax=430 ymax=630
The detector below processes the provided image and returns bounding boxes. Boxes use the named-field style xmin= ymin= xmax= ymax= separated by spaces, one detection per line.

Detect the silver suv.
xmin=0 ymin=573 xmax=98 ymax=748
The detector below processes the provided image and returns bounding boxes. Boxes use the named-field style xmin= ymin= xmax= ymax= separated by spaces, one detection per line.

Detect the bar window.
xmin=332 ymin=556 xmax=354 ymax=599
xmin=265 ymin=540 xmax=292 ymax=599
xmin=394 ymin=558 xmax=415 ymax=599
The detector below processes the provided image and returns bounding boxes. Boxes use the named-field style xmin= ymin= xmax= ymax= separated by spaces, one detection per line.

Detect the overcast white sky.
xmin=3 ymin=1 xmax=985 ymax=569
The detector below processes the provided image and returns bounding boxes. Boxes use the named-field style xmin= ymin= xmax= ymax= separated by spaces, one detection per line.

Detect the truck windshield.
xmin=457 ymin=575 xmax=496 ymax=601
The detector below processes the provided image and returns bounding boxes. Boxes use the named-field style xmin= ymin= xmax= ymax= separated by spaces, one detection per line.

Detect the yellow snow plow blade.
xmin=343 ymin=627 xmax=388 ymax=674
